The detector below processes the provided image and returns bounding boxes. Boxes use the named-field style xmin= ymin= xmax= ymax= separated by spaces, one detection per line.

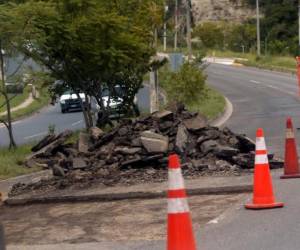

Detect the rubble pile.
xmin=10 ymin=106 xmax=283 ymax=196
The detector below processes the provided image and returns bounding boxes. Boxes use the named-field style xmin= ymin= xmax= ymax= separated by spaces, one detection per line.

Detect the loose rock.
xmin=10 ymin=105 xmax=283 ymax=197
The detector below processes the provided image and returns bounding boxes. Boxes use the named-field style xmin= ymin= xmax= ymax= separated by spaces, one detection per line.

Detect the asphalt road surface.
xmin=200 ymin=171 xmax=300 ymax=250
xmin=207 ymin=63 xmax=300 ymax=157
xmin=0 ymin=84 xmax=150 ymax=146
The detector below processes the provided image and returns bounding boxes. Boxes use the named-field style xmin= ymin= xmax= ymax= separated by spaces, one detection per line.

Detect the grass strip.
xmin=0 ymin=144 xmax=41 ymax=180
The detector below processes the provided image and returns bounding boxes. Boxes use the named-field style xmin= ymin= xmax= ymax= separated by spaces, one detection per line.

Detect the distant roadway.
xmin=0 ymin=85 xmax=150 ymax=147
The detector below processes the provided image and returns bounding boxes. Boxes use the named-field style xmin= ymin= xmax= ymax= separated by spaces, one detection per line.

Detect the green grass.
xmin=207 ymin=50 xmax=297 ymax=73
xmin=0 ymin=86 xmax=31 ymax=113
xmin=159 ymin=63 xmax=226 ymax=120
xmin=0 ymin=144 xmax=41 ymax=180
xmin=186 ymin=86 xmax=226 ymax=119
xmin=4 ymin=87 xmax=50 ymax=121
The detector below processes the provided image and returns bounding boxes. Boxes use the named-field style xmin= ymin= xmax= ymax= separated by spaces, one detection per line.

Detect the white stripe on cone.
xmin=286 ymin=129 xmax=294 ymax=139
xmin=256 ymin=137 xmax=266 ymax=150
xmin=168 ymin=169 xmax=185 ymax=190
xmin=255 ymin=154 xmax=269 ymax=164
xmin=168 ymin=198 xmax=190 ymax=214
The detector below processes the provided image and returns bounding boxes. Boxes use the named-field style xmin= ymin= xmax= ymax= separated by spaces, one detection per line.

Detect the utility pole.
xmin=186 ymin=0 xmax=192 ymax=60
xmin=174 ymin=0 xmax=178 ymax=51
xmin=256 ymin=0 xmax=261 ymax=57
xmin=298 ymin=0 xmax=300 ymax=53
xmin=163 ymin=23 xmax=167 ymax=52
xmin=163 ymin=5 xmax=168 ymax=52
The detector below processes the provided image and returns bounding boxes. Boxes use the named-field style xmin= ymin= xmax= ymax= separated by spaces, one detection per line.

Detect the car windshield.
xmin=101 ymin=89 xmax=110 ymax=97
xmin=101 ymin=86 xmax=124 ymax=97
xmin=63 ymin=90 xmax=74 ymax=95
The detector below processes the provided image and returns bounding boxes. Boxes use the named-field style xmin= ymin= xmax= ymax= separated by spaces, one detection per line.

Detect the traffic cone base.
xmin=245 ymin=201 xmax=284 ymax=210
xmin=168 ymin=213 xmax=196 ymax=250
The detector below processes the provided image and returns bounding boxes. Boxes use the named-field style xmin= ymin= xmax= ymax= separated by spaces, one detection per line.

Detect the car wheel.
xmin=61 ymin=108 xmax=66 ymax=113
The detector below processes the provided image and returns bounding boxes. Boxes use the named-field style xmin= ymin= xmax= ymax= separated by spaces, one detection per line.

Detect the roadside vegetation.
xmin=0 ymin=86 xmax=30 ymax=114
xmin=207 ymin=50 xmax=296 ymax=73
xmin=192 ymin=1 xmax=299 ymax=56
xmin=190 ymin=0 xmax=299 ymax=72
xmin=0 ymin=144 xmax=41 ymax=180
xmin=159 ymin=61 xmax=225 ymax=120
xmin=8 ymin=87 xmax=50 ymax=121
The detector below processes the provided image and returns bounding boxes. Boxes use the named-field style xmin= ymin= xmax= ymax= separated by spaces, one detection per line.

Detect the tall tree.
xmin=0 ymin=5 xmax=20 ymax=149
xmin=5 ymin=0 xmax=157 ymax=128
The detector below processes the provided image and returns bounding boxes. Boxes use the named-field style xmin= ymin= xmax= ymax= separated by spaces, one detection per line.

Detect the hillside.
xmin=192 ymin=0 xmax=255 ymax=24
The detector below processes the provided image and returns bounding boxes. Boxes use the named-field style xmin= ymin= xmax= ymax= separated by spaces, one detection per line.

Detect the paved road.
xmin=207 ymin=63 xmax=300 ymax=157
xmin=201 ymin=171 xmax=300 ymax=250
xmin=0 ymin=85 xmax=150 ymax=146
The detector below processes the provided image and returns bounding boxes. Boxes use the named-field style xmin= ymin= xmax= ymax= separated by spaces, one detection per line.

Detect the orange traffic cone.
xmin=245 ymin=128 xmax=284 ymax=210
xmin=281 ymin=117 xmax=300 ymax=179
xmin=167 ymin=154 xmax=196 ymax=250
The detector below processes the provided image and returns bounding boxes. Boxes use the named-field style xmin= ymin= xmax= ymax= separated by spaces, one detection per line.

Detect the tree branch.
xmin=0 ymin=119 xmax=9 ymax=130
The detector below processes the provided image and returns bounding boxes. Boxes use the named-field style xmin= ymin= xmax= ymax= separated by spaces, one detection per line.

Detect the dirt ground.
xmin=0 ymin=194 xmax=244 ymax=245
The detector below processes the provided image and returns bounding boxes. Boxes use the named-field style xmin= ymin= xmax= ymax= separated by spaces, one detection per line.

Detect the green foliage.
xmin=192 ymin=22 xmax=224 ymax=49
xmin=209 ymin=49 xmax=297 ymax=72
xmin=193 ymin=22 xmax=256 ymax=53
xmin=244 ymin=0 xmax=298 ymax=55
xmin=226 ymin=23 xmax=256 ymax=52
xmin=48 ymin=124 xmax=56 ymax=135
xmin=0 ymin=86 xmax=30 ymax=113
xmin=187 ymin=86 xmax=225 ymax=119
xmin=194 ymin=0 xmax=299 ymax=55
xmin=0 ymin=144 xmax=41 ymax=180
xmin=163 ymin=63 xmax=207 ymax=106
xmin=1 ymin=0 xmax=160 ymax=127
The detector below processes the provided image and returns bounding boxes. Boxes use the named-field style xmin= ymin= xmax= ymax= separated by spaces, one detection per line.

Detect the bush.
xmin=163 ymin=63 xmax=206 ymax=106
xmin=192 ymin=22 xmax=224 ymax=50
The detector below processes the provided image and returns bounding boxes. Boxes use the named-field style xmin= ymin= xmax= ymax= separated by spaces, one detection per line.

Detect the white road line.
xmin=72 ymin=120 xmax=83 ymax=126
xmin=250 ymin=80 xmax=261 ymax=84
xmin=266 ymin=84 xmax=296 ymax=96
xmin=267 ymin=84 xmax=279 ymax=89
xmin=24 ymin=131 xmax=47 ymax=140
xmin=207 ymin=218 xmax=219 ymax=224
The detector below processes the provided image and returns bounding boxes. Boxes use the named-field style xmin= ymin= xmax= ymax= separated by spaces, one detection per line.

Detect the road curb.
xmin=209 ymin=96 xmax=233 ymax=128
xmin=0 ymin=170 xmax=52 ymax=199
xmin=5 ymin=184 xmax=252 ymax=206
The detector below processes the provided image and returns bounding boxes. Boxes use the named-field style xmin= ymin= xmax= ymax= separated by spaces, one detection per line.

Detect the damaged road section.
xmin=10 ymin=106 xmax=283 ymax=197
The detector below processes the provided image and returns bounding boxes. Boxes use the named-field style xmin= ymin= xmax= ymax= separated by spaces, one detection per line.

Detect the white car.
xmin=59 ymin=90 xmax=86 ymax=113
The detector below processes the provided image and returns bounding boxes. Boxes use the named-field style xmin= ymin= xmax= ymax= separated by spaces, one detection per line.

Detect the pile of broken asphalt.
xmin=9 ymin=105 xmax=283 ymax=199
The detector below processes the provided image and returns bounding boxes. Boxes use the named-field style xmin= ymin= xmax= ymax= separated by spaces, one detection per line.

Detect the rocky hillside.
xmin=192 ymin=0 xmax=256 ymax=24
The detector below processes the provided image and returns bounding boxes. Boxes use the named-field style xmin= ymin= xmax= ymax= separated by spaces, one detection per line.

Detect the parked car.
xmin=59 ymin=90 xmax=87 ymax=113
xmin=59 ymin=85 xmax=138 ymax=116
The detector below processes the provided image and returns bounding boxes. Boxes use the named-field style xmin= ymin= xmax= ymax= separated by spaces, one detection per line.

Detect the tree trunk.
xmin=154 ymin=27 xmax=158 ymax=48
xmin=94 ymin=95 xmax=113 ymax=127
xmin=84 ymin=93 xmax=93 ymax=127
xmin=4 ymin=92 xmax=16 ymax=149
xmin=0 ymin=40 xmax=16 ymax=149
xmin=75 ymin=92 xmax=92 ymax=130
